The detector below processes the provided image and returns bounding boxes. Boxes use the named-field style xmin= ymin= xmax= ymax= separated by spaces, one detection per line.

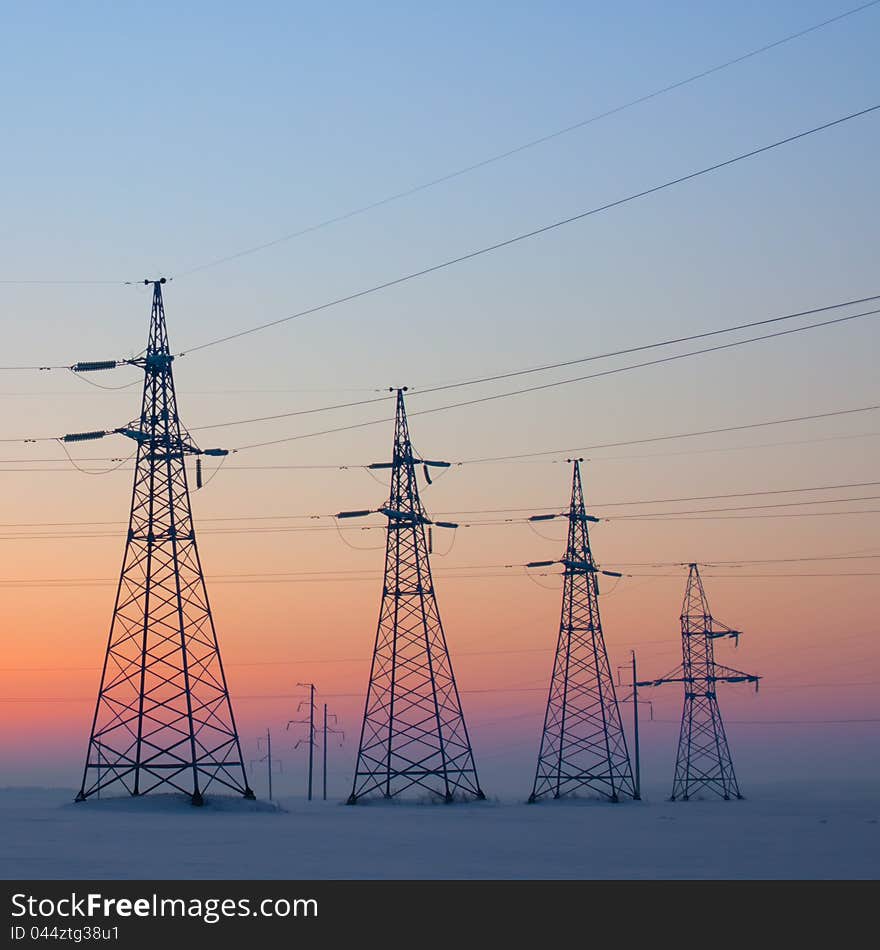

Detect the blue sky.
xmin=2 ymin=0 xmax=877 ymax=504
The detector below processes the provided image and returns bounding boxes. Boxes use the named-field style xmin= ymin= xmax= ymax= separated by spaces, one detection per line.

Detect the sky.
xmin=0 ymin=0 xmax=878 ymax=799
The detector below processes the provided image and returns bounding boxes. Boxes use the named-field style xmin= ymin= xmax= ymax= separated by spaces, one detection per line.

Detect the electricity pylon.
xmin=638 ymin=564 xmax=760 ymax=800
xmin=343 ymin=387 xmax=484 ymax=803
xmin=76 ymin=279 xmax=253 ymax=806
xmin=527 ymin=459 xmax=637 ymax=803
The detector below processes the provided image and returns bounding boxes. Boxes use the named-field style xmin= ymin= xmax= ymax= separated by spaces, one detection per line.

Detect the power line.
xmin=200 ymin=428 xmax=880 ymax=469
xmin=177 ymin=104 xmax=880 ymax=356
xmin=0 ymin=505 xmax=875 ymax=538
xmin=0 ymin=280 xmax=125 ymax=287
xmin=612 ymin=553 xmax=880 ymax=567
xmin=184 ymin=293 xmax=880 ymax=434
xmin=2 ymin=692 xmax=878 ymax=717
xmin=230 ymin=311 xmax=880 ymax=451
xmin=4 ymin=449 xmax=878 ymax=475
xmin=394 ymin=310 xmax=880 ymax=433
xmin=597 ymin=479 xmax=880 ymax=507
xmin=547 ymin=430 xmax=880 ymax=464
xmin=2 ymin=9 xmax=875 ymax=302
xmin=0 ymin=644 xmax=568 ymax=673
xmin=647 ymin=717 xmax=880 ymax=725
xmin=617 ymin=508 xmax=880 ymax=522
xmin=611 ymin=494 xmax=880 ymax=518
xmin=189 ymin=393 xmax=391 ymax=433
xmin=416 ymin=296 xmax=880 ymax=398
xmin=170 ymin=0 xmax=880 ymax=281
xmin=8 ymin=409 xmax=875 ymax=471
xmin=627 ymin=571 xmax=880 ymax=578
xmin=458 ymin=404 xmax=880 ymax=464
xmin=0 ymin=554 xmax=877 ymax=585
xmin=0 ymin=386 xmax=379 ymax=396
xmin=3 ymin=4 xmax=873 ymax=291
xmin=3 ymin=302 xmax=876 ymax=446
xmin=0 ymin=483 xmax=878 ymax=537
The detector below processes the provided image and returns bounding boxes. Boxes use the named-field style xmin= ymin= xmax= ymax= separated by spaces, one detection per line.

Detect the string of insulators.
xmin=61 ymin=430 xmax=108 ymax=442
xmin=526 ymin=558 xmax=622 ymax=578
xmin=71 ymin=360 xmax=118 ymax=373
xmin=527 ymin=511 xmax=599 ymax=523
xmin=366 ymin=457 xmax=449 ymax=467
xmin=428 ymin=526 xmax=432 ymax=553
xmin=337 ymin=509 xmax=373 ymax=519
xmin=195 ymin=457 xmax=203 ymax=489
xmin=639 ymin=676 xmax=759 ymax=693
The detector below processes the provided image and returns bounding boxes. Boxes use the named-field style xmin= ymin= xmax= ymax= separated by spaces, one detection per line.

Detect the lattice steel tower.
xmin=638 ymin=564 xmax=760 ymax=800
xmin=345 ymin=388 xmax=484 ymax=803
xmin=76 ymin=279 xmax=253 ymax=806
xmin=528 ymin=460 xmax=637 ymax=803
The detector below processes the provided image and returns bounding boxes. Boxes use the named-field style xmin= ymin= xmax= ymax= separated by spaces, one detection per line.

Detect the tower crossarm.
xmin=702 ymin=616 xmax=743 ymax=643
xmin=636 ymin=663 xmax=685 ymax=688
xmin=712 ymin=663 xmax=761 ymax=689
xmin=113 ymin=424 xmax=228 ymax=460
xmin=528 ymin=511 xmax=600 ymax=524
xmin=377 ymin=506 xmax=431 ymax=525
xmin=527 ymin=558 xmax=621 ymax=578
xmin=369 ymin=456 xmax=451 ymax=469
xmin=561 ymin=558 xmax=597 ymax=573
xmin=114 ymin=425 xmax=201 ymax=456
xmin=708 ymin=628 xmax=742 ymax=643
xmin=125 ymin=351 xmax=173 ymax=373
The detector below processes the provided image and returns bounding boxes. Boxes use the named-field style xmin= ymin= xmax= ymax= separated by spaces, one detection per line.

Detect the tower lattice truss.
xmin=348 ymin=388 xmax=484 ymax=803
xmin=530 ymin=460 xmax=637 ymax=803
xmin=76 ymin=280 xmax=253 ymax=805
xmin=640 ymin=564 xmax=760 ymax=800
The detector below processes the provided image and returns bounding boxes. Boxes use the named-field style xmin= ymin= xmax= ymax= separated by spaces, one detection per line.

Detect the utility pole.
xmin=631 ymin=651 xmax=641 ymax=800
xmin=322 ymin=705 xmax=344 ymax=801
xmin=255 ymin=730 xmax=274 ymax=801
xmin=288 ymin=683 xmax=316 ymax=801
xmin=305 ymin=684 xmax=314 ymax=801
xmin=75 ymin=279 xmax=252 ymax=806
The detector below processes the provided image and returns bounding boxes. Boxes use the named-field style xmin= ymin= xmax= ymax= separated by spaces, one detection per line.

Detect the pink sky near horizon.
xmin=1 ymin=441 xmax=877 ymax=794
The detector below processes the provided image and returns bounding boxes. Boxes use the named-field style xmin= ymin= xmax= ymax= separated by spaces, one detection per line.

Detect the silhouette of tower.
xmin=76 ymin=279 xmax=253 ymax=806
xmin=528 ymin=460 xmax=637 ymax=803
xmin=345 ymin=388 xmax=484 ymax=803
xmin=638 ymin=564 xmax=760 ymax=800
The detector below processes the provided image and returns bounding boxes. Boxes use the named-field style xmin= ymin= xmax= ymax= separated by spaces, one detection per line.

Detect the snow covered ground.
xmin=1 ymin=784 xmax=877 ymax=879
